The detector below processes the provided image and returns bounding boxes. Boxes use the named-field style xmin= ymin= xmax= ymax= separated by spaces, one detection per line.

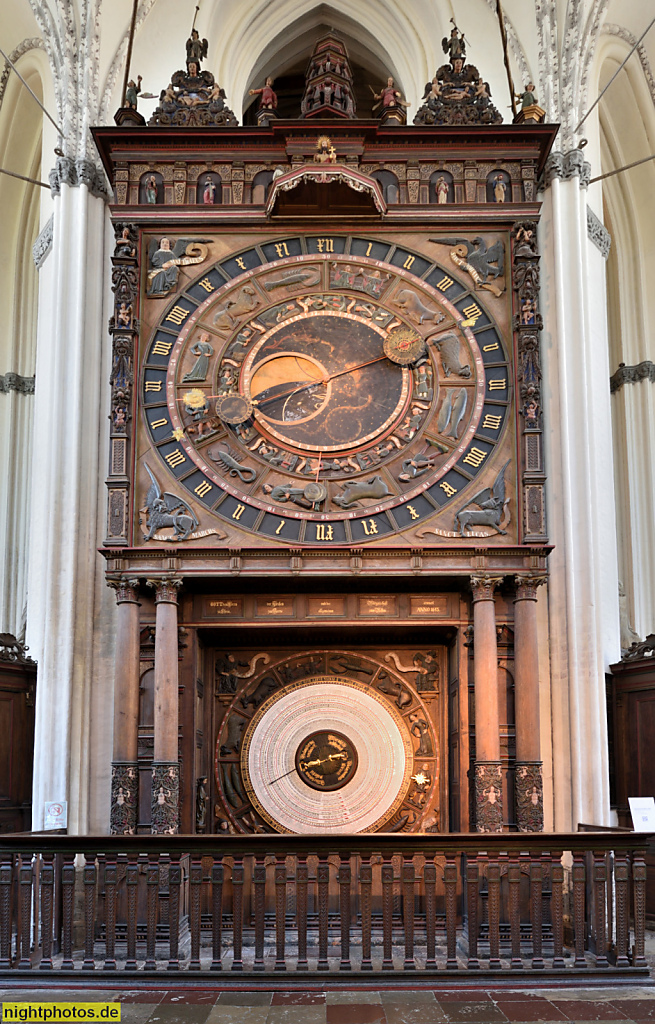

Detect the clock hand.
xmin=301 ymin=752 xmax=347 ymax=768
xmin=254 ymin=356 xmax=390 ymax=413
xmin=266 ymin=766 xmax=299 ymax=785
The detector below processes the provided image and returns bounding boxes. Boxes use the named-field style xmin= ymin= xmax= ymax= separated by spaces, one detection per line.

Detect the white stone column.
xmin=539 ymin=151 xmax=620 ymax=830
xmin=26 ymin=160 xmax=115 ymax=833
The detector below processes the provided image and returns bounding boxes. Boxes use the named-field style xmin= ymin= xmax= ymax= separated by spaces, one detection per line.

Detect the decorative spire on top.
xmin=301 ymin=34 xmax=356 ymax=119
xmin=149 ymin=32 xmax=238 ymax=127
xmin=414 ymin=19 xmax=502 ymax=127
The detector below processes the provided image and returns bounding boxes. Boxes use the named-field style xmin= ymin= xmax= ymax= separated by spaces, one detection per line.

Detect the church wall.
xmin=0 ymin=60 xmax=44 ymax=639
xmin=596 ymin=37 xmax=655 ymax=645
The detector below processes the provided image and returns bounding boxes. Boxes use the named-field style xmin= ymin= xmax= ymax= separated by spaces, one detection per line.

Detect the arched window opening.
xmin=370 ymin=169 xmax=399 ymax=205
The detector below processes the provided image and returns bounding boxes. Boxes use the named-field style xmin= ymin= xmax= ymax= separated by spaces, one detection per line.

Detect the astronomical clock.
xmin=139 ymin=232 xmax=515 ymax=548
xmin=95 ymin=71 xmax=555 ymax=837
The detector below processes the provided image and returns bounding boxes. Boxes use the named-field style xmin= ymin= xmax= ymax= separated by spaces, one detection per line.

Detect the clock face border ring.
xmin=240 ymin=676 xmax=415 ymax=834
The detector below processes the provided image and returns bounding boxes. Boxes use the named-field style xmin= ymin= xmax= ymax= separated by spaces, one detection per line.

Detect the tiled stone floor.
xmin=1 ymin=988 xmax=655 ymax=1024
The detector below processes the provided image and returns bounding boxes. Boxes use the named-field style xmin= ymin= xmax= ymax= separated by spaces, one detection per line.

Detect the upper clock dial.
xmin=242 ymin=311 xmax=410 ymax=453
xmin=141 ymin=236 xmax=513 ymax=545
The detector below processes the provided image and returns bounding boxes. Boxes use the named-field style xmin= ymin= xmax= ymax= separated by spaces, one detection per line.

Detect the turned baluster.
xmin=167 ymin=853 xmax=181 ymax=971
xmin=614 ymin=851 xmax=630 ymax=968
xmin=60 ymin=853 xmax=75 ymax=971
xmin=530 ymin=852 xmax=544 ymax=969
xmin=632 ymin=850 xmax=647 ymax=968
xmin=125 ymin=853 xmax=139 ymax=971
xmin=339 ymin=854 xmax=352 ymax=971
xmin=381 ymin=856 xmax=394 ymax=971
xmin=210 ymin=856 xmax=223 ymax=971
xmin=360 ymin=856 xmax=373 ymax=971
xmin=424 ymin=857 xmax=437 ymax=970
xmin=231 ymin=856 xmax=244 ymax=972
xmin=103 ymin=855 xmax=117 ymax=971
xmin=507 ymin=853 xmax=522 ymax=968
xmin=592 ymin=851 xmax=609 ymax=968
xmin=188 ymin=854 xmax=203 ymax=971
xmin=81 ymin=853 xmax=96 ymax=971
xmin=550 ymin=854 xmax=565 ymax=969
xmin=296 ymin=855 xmax=308 ymax=971
xmin=487 ymin=854 xmax=501 ymax=969
xmin=317 ymin=855 xmax=330 ymax=971
xmin=0 ymin=853 xmax=13 ymax=971
xmin=144 ymin=853 xmax=159 ymax=972
xmin=253 ymin=855 xmax=266 ymax=972
xmin=466 ymin=854 xmax=480 ymax=970
xmin=18 ymin=854 xmax=34 ymax=970
xmin=39 ymin=854 xmax=55 ymax=972
xmin=403 ymin=855 xmax=416 ymax=971
xmin=572 ymin=851 xmax=587 ymax=969
xmin=275 ymin=856 xmax=287 ymax=972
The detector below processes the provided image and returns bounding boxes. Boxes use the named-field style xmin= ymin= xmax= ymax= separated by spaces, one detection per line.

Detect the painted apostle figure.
xmin=435 ymin=175 xmax=449 ymax=204
xmin=493 ymin=174 xmax=507 ymax=203
xmin=125 ymin=75 xmax=142 ymax=109
xmin=249 ymin=76 xmax=278 ymax=110
xmin=373 ymin=76 xmax=409 ymax=114
xmin=203 ymin=176 xmax=216 ymax=204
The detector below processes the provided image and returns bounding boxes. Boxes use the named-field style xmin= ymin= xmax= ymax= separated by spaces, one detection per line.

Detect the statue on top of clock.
xmin=414 ymin=18 xmax=502 ymax=127
xmin=148 ymin=30 xmax=238 ymax=127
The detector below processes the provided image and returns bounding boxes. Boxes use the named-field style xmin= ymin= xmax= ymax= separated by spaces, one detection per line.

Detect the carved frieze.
xmin=515 ymin=761 xmax=544 ymax=832
xmin=0 ymin=633 xmax=36 ymax=666
xmin=512 ymin=220 xmax=547 ymax=542
xmin=0 ymin=373 xmax=35 ymax=395
xmin=110 ymin=763 xmax=138 ymax=835
xmin=610 ymin=361 xmax=655 ymax=393
xmin=105 ymin=222 xmax=139 ymax=546
xmin=151 ymin=762 xmax=180 ymax=834
xmin=474 ymin=762 xmax=503 ymax=832
xmin=32 ymin=215 xmax=53 ymax=269
xmin=541 ymin=148 xmax=591 ymax=190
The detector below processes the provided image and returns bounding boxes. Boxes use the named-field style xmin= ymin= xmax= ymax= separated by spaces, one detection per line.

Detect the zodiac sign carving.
xmin=454 ymin=459 xmax=510 ymax=536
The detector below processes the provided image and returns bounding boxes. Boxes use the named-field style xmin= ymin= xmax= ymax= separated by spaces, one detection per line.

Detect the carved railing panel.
xmin=0 ymin=833 xmax=649 ymax=977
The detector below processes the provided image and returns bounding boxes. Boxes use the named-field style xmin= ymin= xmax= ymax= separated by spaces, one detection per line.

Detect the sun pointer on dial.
xmin=216 ymin=392 xmax=253 ymax=425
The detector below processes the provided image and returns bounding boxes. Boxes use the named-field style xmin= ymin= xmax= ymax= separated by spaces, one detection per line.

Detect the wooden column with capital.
xmin=108 ymin=576 xmax=141 ymax=835
xmin=514 ymin=573 xmax=548 ymax=831
xmin=471 ymin=574 xmax=504 ymax=833
xmin=147 ymin=575 xmax=182 ymax=835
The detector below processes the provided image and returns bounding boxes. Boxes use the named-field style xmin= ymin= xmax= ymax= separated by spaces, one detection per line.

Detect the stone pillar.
xmin=26 ymin=160 xmax=114 ymax=833
xmin=471 ymin=574 xmax=504 ymax=833
xmin=513 ymin=573 xmax=548 ymax=832
xmin=147 ymin=576 xmax=182 ymax=834
xmin=107 ymin=577 xmax=141 ymax=835
xmin=540 ymin=149 xmax=619 ymax=828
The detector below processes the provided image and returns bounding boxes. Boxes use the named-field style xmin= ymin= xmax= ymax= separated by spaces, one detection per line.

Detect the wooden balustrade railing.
xmin=0 ymin=833 xmax=649 ymax=978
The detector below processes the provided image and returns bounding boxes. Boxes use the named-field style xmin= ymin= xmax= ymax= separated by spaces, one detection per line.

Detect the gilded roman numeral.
xmin=462 ymin=447 xmax=487 ymax=468
xmin=152 ymin=340 xmax=173 ymax=356
xmin=165 ymin=305 xmax=189 ymax=325
xmin=164 ymin=449 xmax=186 ymax=469
xmin=482 ymin=414 xmax=503 ymax=430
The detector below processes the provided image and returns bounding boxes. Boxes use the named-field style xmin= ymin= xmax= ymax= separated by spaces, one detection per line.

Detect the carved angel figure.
xmin=186 ymin=29 xmax=208 ymax=66
xmin=142 ymin=464 xmax=198 ymax=541
xmin=454 ymin=459 xmax=510 ymax=537
xmin=147 ymin=236 xmax=210 ymax=296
